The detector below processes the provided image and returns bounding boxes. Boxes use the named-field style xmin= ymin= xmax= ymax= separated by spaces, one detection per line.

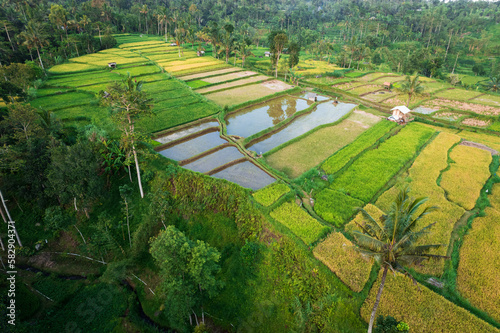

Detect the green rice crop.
xmin=322 ymin=121 xmax=397 ymax=174
xmin=153 ymin=95 xmax=200 ymax=110
xmin=137 ymin=102 xmax=220 ymax=133
xmin=253 ymin=183 xmax=291 ymax=207
xmin=48 ymin=62 xmax=104 ymax=74
xmin=187 ymin=80 xmax=211 ymax=88
xmin=314 ymin=189 xmax=365 ymax=226
xmin=112 ymin=65 xmax=160 ymax=76
xmin=30 ymin=92 xmax=96 ymax=110
xmin=330 ymin=123 xmax=435 ymax=202
xmin=35 ymin=88 xmax=72 ymax=97
xmin=270 ymin=202 xmax=330 ymax=245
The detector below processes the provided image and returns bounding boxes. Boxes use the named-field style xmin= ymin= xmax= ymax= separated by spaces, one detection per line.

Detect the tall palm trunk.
xmin=36 ymin=47 xmax=44 ymax=69
xmin=4 ymin=25 xmax=14 ymax=51
xmin=368 ymin=265 xmax=389 ymax=333
xmin=127 ymin=114 xmax=144 ymax=198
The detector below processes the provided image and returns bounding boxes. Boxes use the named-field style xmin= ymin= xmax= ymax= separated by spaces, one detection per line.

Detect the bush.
xmin=44 ymin=206 xmax=75 ymax=231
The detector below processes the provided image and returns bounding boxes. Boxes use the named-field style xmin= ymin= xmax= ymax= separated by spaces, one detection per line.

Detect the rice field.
xmin=48 ymin=62 xmax=103 ymax=74
xmin=270 ymin=201 xmax=330 ymax=245
xmin=329 ymin=123 xmax=435 ymax=202
xmin=434 ymin=88 xmax=484 ymax=101
xmin=361 ymin=271 xmax=500 ymax=333
xmin=375 ymin=132 xmax=464 ymax=275
xmin=202 ymin=71 xmax=258 ymax=84
xmin=177 ymin=67 xmax=243 ymax=81
xmin=205 ymin=81 xmax=294 ymax=107
xmin=313 ymin=232 xmax=373 ymax=292
xmin=252 ymin=183 xmax=291 ymax=207
xmin=422 ymin=98 xmax=500 ymax=116
xmin=196 ymin=75 xmax=270 ymax=94
xmin=30 ymin=92 xmax=96 ymax=110
xmin=457 ymin=207 xmax=500 ymax=323
xmin=349 ymin=84 xmax=382 ymax=95
xmin=266 ymin=110 xmax=381 ymax=178
xmin=469 ymin=93 xmax=500 ymax=107
xmin=440 ymin=145 xmax=492 ymax=210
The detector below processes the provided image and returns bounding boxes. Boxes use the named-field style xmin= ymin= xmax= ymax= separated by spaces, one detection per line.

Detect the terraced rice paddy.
xmin=211 ymin=161 xmax=276 ymax=190
xmin=158 ymin=131 xmax=227 ymax=161
xmin=248 ymin=102 xmax=356 ymax=153
xmin=313 ymin=232 xmax=372 ymax=292
xmin=265 ymin=110 xmax=381 ymax=178
xmin=226 ymin=95 xmax=312 ymax=137
xmin=205 ymin=80 xmax=294 ymax=107
xmin=361 ymin=271 xmax=500 ymax=333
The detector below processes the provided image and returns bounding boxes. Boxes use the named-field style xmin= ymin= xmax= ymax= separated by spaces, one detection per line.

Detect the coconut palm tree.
xmin=351 ymin=185 xmax=448 ymax=333
xmin=140 ymin=5 xmax=149 ymax=34
xmin=235 ymin=38 xmax=254 ymax=68
xmin=21 ymin=21 xmax=49 ymax=69
xmin=396 ymin=73 xmax=425 ymax=107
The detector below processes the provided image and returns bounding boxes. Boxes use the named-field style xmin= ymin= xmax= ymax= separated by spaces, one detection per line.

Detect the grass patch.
xmin=270 ymin=201 xmax=330 ymax=245
xmin=196 ymin=75 xmax=269 ymax=93
xmin=253 ymin=183 xmax=291 ymax=207
xmin=313 ymin=232 xmax=373 ymax=292
xmin=440 ymin=145 xmax=492 ymax=210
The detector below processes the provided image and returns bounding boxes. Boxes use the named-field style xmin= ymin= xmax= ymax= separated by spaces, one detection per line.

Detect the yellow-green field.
xmin=266 ymin=110 xmax=380 ymax=178
xmin=361 ymin=271 xmax=500 ymax=333
xmin=457 ymin=207 xmax=500 ymax=323
xmin=376 ymin=132 xmax=464 ymax=275
xmin=440 ymin=145 xmax=492 ymax=210
xmin=313 ymin=232 xmax=372 ymax=292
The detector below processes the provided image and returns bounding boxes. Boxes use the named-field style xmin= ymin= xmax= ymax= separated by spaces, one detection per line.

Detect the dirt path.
xmin=460 ymin=140 xmax=499 ymax=155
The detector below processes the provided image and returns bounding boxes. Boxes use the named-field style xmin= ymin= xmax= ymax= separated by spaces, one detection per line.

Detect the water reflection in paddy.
xmin=155 ymin=120 xmax=219 ymax=144
xmin=212 ymin=161 xmax=276 ymax=190
xmin=225 ymin=96 xmax=312 ymax=138
xmin=183 ymin=146 xmax=245 ymax=174
xmin=159 ymin=131 xmax=226 ymax=161
xmin=299 ymin=93 xmax=330 ymax=101
xmin=248 ymin=102 xmax=357 ymax=153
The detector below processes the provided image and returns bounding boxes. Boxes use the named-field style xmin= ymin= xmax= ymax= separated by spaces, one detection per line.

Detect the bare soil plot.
xmin=266 ymin=110 xmax=380 ymax=178
xmin=462 ymin=118 xmax=491 ymax=127
xmin=422 ymin=98 xmax=500 ymax=116
xmin=205 ymin=81 xmax=294 ymax=106
xmin=203 ymin=71 xmax=258 ymax=84
xmin=177 ymin=67 xmax=242 ymax=81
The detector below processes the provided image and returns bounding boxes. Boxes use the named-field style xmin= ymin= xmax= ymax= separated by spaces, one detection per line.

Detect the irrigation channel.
xmin=154 ymin=93 xmax=357 ymax=190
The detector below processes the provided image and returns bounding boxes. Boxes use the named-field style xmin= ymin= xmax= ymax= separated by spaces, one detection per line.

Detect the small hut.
xmin=197 ymin=50 xmax=205 ymax=56
xmin=264 ymin=51 xmax=271 ymax=57
xmin=108 ymin=62 xmax=117 ymax=69
xmin=390 ymin=106 xmax=412 ymax=123
xmin=307 ymin=93 xmax=318 ymax=102
xmin=383 ymin=82 xmax=391 ymax=90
